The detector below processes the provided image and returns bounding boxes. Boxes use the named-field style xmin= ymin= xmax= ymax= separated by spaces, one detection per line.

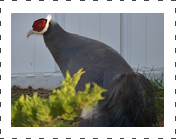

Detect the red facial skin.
xmin=33 ymin=19 xmax=46 ymax=32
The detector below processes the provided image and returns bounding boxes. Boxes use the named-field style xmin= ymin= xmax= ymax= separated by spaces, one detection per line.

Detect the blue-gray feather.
xmin=43 ymin=20 xmax=157 ymax=127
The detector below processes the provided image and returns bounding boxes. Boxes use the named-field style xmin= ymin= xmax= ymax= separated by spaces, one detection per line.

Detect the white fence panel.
xmin=146 ymin=13 xmax=164 ymax=68
xmin=121 ymin=13 xmax=164 ymax=71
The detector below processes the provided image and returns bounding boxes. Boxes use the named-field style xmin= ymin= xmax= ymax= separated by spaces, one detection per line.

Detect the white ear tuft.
xmin=46 ymin=14 xmax=52 ymax=22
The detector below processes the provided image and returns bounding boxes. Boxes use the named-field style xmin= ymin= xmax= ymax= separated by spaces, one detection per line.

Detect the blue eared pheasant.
xmin=27 ymin=14 xmax=157 ymax=127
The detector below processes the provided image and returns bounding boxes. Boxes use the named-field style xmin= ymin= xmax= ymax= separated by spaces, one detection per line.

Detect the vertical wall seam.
xmin=33 ymin=14 xmax=36 ymax=73
xmin=79 ymin=13 xmax=81 ymax=35
xmin=54 ymin=13 xmax=58 ymax=72
xmin=61 ymin=13 xmax=65 ymax=29
xmin=19 ymin=14 xmax=21 ymax=74
xmin=120 ymin=13 xmax=122 ymax=55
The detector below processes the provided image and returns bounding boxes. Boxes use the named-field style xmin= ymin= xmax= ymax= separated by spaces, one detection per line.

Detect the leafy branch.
xmin=11 ymin=68 xmax=106 ymax=127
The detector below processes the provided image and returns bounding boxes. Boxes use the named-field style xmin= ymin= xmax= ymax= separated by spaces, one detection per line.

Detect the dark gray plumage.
xmin=28 ymin=16 xmax=157 ymax=127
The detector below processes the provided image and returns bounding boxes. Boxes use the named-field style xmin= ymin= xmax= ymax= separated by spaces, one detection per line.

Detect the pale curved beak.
xmin=27 ymin=28 xmax=34 ymax=38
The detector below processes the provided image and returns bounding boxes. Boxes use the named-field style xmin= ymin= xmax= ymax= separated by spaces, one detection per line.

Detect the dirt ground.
xmin=11 ymin=85 xmax=164 ymax=127
xmin=158 ymin=118 xmax=164 ymax=127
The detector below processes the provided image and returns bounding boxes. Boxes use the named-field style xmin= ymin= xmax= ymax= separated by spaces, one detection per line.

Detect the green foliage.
xmin=11 ymin=69 xmax=106 ymax=127
xmin=150 ymin=72 xmax=164 ymax=120
xmin=135 ymin=66 xmax=164 ymax=120
xmin=146 ymin=69 xmax=164 ymax=120
xmin=11 ymin=93 xmax=19 ymax=106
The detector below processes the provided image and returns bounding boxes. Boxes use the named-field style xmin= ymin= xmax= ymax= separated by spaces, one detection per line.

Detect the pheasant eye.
xmin=33 ymin=19 xmax=47 ymax=32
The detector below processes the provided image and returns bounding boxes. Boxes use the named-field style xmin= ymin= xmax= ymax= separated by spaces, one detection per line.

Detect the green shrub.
xmin=11 ymin=69 xmax=106 ymax=127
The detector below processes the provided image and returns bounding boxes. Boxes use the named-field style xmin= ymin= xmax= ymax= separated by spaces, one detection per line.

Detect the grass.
xmin=149 ymin=72 xmax=164 ymax=121
xmin=135 ymin=66 xmax=164 ymax=125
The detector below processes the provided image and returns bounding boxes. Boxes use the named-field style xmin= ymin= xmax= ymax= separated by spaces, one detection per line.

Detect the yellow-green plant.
xmin=11 ymin=69 xmax=106 ymax=127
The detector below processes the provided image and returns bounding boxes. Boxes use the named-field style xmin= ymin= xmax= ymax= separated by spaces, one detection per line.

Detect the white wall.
xmin=11 ymin=13 xmax=164 ymax=89
xmin=121 ymin=13 xmax=164 ymax=71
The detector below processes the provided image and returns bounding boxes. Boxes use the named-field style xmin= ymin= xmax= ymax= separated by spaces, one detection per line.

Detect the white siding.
xmin=11 ymin=13 xmax=164 ymax=89
xmin=121 ymin=13 xmax=164 ymax=70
